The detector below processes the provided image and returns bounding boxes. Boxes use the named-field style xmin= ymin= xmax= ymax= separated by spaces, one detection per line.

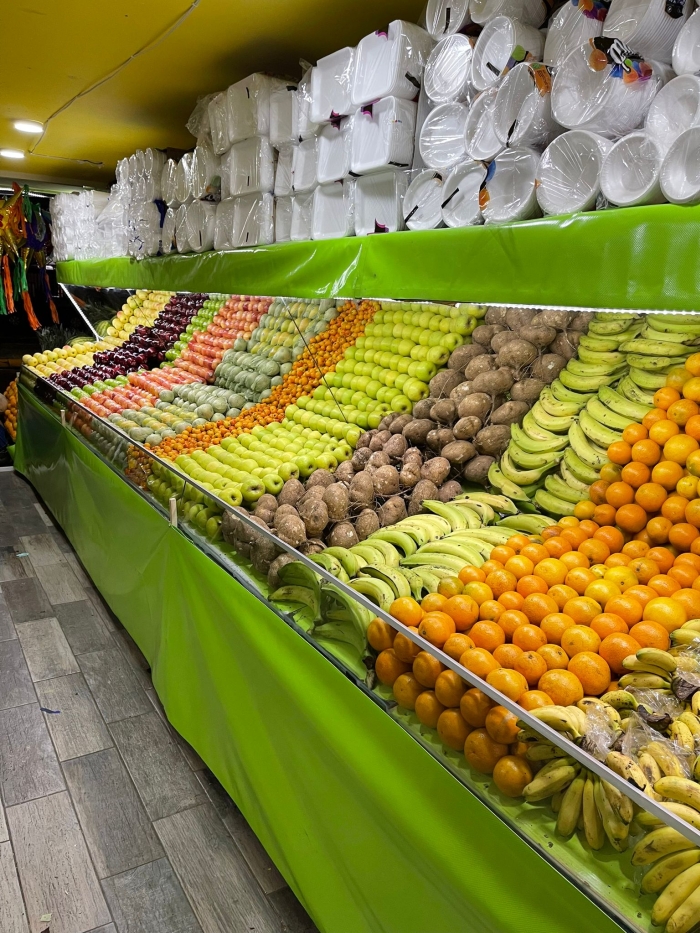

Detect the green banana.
xmin=530 ymin=401 xmax=575 ymax=433
xmin=366 ymin=530 xmax=418 ymax=557
xmin=641 ymin=325 xmax=700 ymax=346
xmin=567 ymin=358 xmax=626 ymax=378
xmin=509 ymin=441 xmax=565 ymax=471
xmin=569 ymin=422 xmax=610 ymax=469
xmin=556 ymin=773 xmax=586 ymax=836
xmin=402 ymin=568 xmax=426 ymax=601
xmin=586 ymin=396 xmax=635 ymax=431
xmin=550 ymin=378 xmax=595 ymax=405
xmin=576 ymin=346 xmax=626 ymax=367
xmin=458 ymin=491 xmax=518 ymax=515
xmin=270 ymin=585 xmax=320 ymax=615
xmin=559 ymin=368 xmax=616 ymax=393
xmin=598 ymin=383 xmax=651 ymax=420
xmin=578 ymin=333 xmax=628 ymax=352
xmin=617 ymin=375 xmax=655 ymax=407
xmin=559 ymin=460 xmax=590 ymax=493
xmin=451 ymin=498 xmax=495 ymax=525
xmin=349 ymin=545 xmax=387 ymax=565
xmin=647 ymin=314 xmax=700 ymax=334
xmin=310 ymin=553 xmax=350 ymax=582
xmin=600 ymin=690 xmax=638 ymax=711
xmin=448 ymin=527 xmax=514 ymax=545
xmin=579 ymin=408 xmax=623 ymax=447
xmin=488 ymin=461 xmax=533 ymax=501
xmin=416 ymin=542 xmax=486 ymax=565
xmin=278 ymin=561 xmax=321 ymax=602
xmin=360 ymin=566 xmax=411 ymax=599
xmin=422 ymin=500 xmax=470 ymax=531
xmin=545 ymin=473 xmax=589 ymax=503
xmin=535 ymin=489 xmax=577 ymax=517
xmin=401 ymin=554 xmax=471 ymax=573
xmin=348 ymin=577 xmax=395 ymax=611
xmin=620 ymin=338 xmax=690 ymax=356
xmin=359 ymin=539 xmax=400 ymax=566
xmin=501 ymin=449 xmax=559 ymax=486
xmin=521 ymin=409 xmax=571 ymax=443
xmin=497 ymin=513 xmax=557 ymax=532
xmin=323 ymin=547 xmax=363 ymax=577
xmin=563 ymin=445 xmax=601 ymax=485
xmin=411 ymin=568 xmax=441 ymax=594
xmin=629 ymin=366 xmax=674 ymax=390
xmin=538 ymin=387 xmax=581 ymax=418
xmin=588 ymin=317 xmax=637 ymax=335
xmin=511 ymin=422 xmax=569 ymax=455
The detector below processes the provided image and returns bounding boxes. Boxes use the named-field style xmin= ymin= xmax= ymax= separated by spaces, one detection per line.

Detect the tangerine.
xmin=606 ymin=481 xmax=635 ymax=507
xmin=375 ymin=649 xmax=410 ymax=685
xmin=643 ymin=408 xmax=668 ymax=428
xmin=443 ymin=633 xmax=475 ymax=661
xmin=653 ymin=460 xmax=686 ymax=490
xmin=418 ymin=612 xmax=456 ymax=648
xmin=367 ymin=618 xmax=395 ymax=652
xmin=519 ymin=689 xmax=555 ymax=710
xmin=561 ymin=625 xmax=602 ymax=657
xmin=547 ymin=583 xmax=580 ymax=608
xmin=493 ymin=643 xmax=524 ymax=669
xmin=505 ymin=556 xmax=534 ymax=579
xmin=486 ymin=667 xmax=529 ymax=701
xmin=443 ymin=595 xmax=480 ymax=632
xmin=413 ymin=651 xmax=445 ymax=688
xmin=512 ymin=624 xmax=548 ymax=651
xmin=628 ymin=621 xmax=670 ymax=650
xmin=594 ymin=525 xmax=625 ymax=554
xmin=621 ymin=586 xmax=656 ymax=612
xmin=615 ymin=503 xmax=648 ymax=534
xmin=647 ymin=516 xmax=673 ymax=544
xmin=591 ymin=612 xmax=629 ymax=639
xmin=662 ymin=495 xmax=691 ymax=524
xmin=579 ymin=539 xmax=611 ymax=564
xmin=563 ymin=596 xmax=602 ymax=625
xmin=506 ymin=534 xmax=529 ymax=553
xmin=538 ymin=669 xmax=584 ymax=706
xmin=574 ymin=500 xmax=596 ymax=520
xmin=565 ymin=567 xmax=598 ymax=595
xmin=421 ymin=593 xmax=448 ymax=613
xmin=460 ymin=688 xmax=495 ymax=727
xmin=513 ymin=650 xmax=548 ymax=687
xmin=490 ymin=546 xmax=516 ymax=565
xmin=458 ymin=566 xmax=486 ymax=585
xmin=622 ymin=423 xmax=648 ymax=444
xmin=627 ymin=557 xmax=660 ymax=584
xmin=485 ymin=570 xmax=518 ymax=597
xmin=665 ymin=435 xmax=700 ymax=465
xmin=622 ymin=540 xmax=650 ymax=558
xmin=414 ymin=690 xmax=446 ymax=728
xmin=498 ymin=591 xmax=525 ymax=611
xmin=621 ymin=461 xmax=651 ymax=488
xmin=649 ymin=419 xmax=680 ymax=445
xmin=393 ymin=628 xmax=422 ymax=663
xmin=498 ymin=609 xmax=530 ymax=639
xmin=435 ymin=669 xmax=467 ymax=707
xmin=537 ymin=644 xmax=570 ymax=670
xmin=516 ymin=575 xmax=549 ymax=597
xmin=686 ymin=497 xmax=700 ymax=529
xmin=390 ymin=597 xmax=423 ymax=627
xmin=493 ymin=755 xmax=534 ymax=797
xmin=540 ymin=612 xmax=576 ymax=644
xmin=643 ymin=596 xmax=687 ymax=633
xmin=485 ymin=706 xmax=520 ymax=744
xmin=599 ymin=633 xmax=642 ymax=674
xmin=672 ymin=588 xmax=700 ymax=619
xmin=534 ymin=558 xmax=568 ymax=587
xmin=585 ymin=579 xmax=622 ymax=605
xmin=392 ymin=673 xmax=424 ymax=710
xmin=460 ymin=647 xmax=499 ymax=679
xmin=438 ymin=577 xmax=464 ymax=599
xmin=593 ymin=504 xmax=618 ymax=527
xmin=544 ymin=536 xmax=574 ymax=558
xmin=470 ymin=621 xmax=506 ymax=652
xmin=463 ymin=582 xmax=494 ymax=606
xmin=648 ymin=573 xmax=681 ymax=596
xmin=632 ymin=439 xmax=662 ymax=466
xmin=522 ymin=593 xmax=559 ymax=624
xmin=607 ymin=443 xmax=632 ymax=465
xmin=655 ymin=386 xmax=682 ymax=409
xmin=647 ymin=547 xmax=676 ymax=573
xmin=464 ymin=728 xmax=508 ymax=774
xmin=685 ymin=418 xmax=700 ymax=443
xmin=437 ymin=709 xmax=473 ymax=751
xmin=635 ymin=482 xmax=668 ymax=513
xmin=667 ymin=398 xmax=699 ymax=426
xmin=567 ymin=651 xmax=611 ymax=696
xmin=479 ymin=600 xmax=505 ymax=622
xmin=520 ymin=543 xmax=550 ymax=564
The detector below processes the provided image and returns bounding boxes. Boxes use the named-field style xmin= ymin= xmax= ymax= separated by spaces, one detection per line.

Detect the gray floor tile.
xmin=0 ymin=796 xmax=7 ymax=842
xmin=101 ymin=858 xmax=201 ymax=933
xmin=7 ymin=791 xmax=111 ymax=933
xmin=54 ymin=600 xmax=113 ymax=656
xmin=143 ymin=689 xmax=206 ymax=772
xmin=36 ymin=674 xmax=113 ymax=762
xmin=5 ymin=508 xmax=48 ymax=537
xmin=1 ymin=578 xmax=53 ymax=624
xmin=195 ymin=770 xmax=286 ymax=895
xmin=112 ymin=627 xmax=151 ymax=687
xmin=0 ymin=590 xmax=16 ymax=642
xmin=85 ymin=588 xmax=117 ymax=632
xmin=155 ymin=804 xmax=281 ymax=933
xmin=109 ymin=712 xmax=207 ymax=821
xmin=0 ymin=547 xmax=34 ymax=583
xmin=78 ymin=648 xmax=151 ymax=723
xmin=19 ymin=534 xmax=64 ymax=567
xmin=0 ymin=641 xmax=35 ymax=710
xmin=63 ymin=748 xmax=164 ymax=878
xmin=0 ymin=841 xmax=29 ymax=933
xmin=49 ymin=527 xmax=73 ymax=555
xmin=65 ymin=553 xmax=92 ymax=589
xmin=16 ymin=618 xmax=80 ymax=682
xmin=0 ymin=703 xmax=65 ymax=805
xmin=87 ymin=926 xmax=117 ymax=933
xmin=33 ymin=503 xmax=53 ymax=527
xmin=33 ymin=563 xmax=85 ymax=606
xmin=268 ymin=888 xmax=319 ymax=933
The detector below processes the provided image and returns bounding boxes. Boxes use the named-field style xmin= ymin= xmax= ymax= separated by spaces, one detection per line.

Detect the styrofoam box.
xmin=351 ymin=97 xmax=418 ymax=174
xmin=232 ymin=193 xmax=275 ymax=248
xmin=214 ymin=198 xmax=235 ymax=251
xmin=228 ymin=137 xmax=276 ymax=197
xmin=275 ymin=196 xmax=293 ymax=242
xmin=290 ymin=191 xmax=314 ymax=241
xmin=274 ymin=147 xmax=295 ymax=197
xmin=292 ymin=137 xmax=319 ymax=193
xmin=355 ymin=169 xmax=410 ymax=235
xmin=317 ymin=115 xmax=354 ymax=184
xmin=351 ymin=21 xmax=435 ymax=107
xmin=312 ymin=181 xmax=355 ymax=239
xmin=270 ymin=84 xmax=299 ymax=149
xmin=311 ymin=48 xmax=355 ymax=124
xmin=226 ymin=74 xmax=288 ymax=145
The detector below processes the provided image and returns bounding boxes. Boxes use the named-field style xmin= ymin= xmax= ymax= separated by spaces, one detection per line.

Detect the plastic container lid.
xmin=603 ymin=0 xmax=692 ymax=65
xmin=673 ymin=8 xmax=700 ymax=75
xmin=351 ymin=21 xmax=435 ymax=107
xmin=543 ymin=2 xmax=606 ymax=69
xmin=419 ymin=102 xmax=470 ymax=169
xmin=424 ymin=35 xmax=475 ymax=104
xmin=600 ymin=131 xmax=665 ymax=205
xmin=493 ymin=62 xmax=562 ymax=150
xmin=351 ymin=97 xmax=417 ymax=174
xmin=311 ymin=48 xmax=355 ymax=123
xmin=471 ymin=16 xmax=545 ymax=92
xmin=226 ymin=74 xmax=286 ymax=144
xmin=312 ymin=181 xmax=356 ymax=239
xmin=403 ymin=170 xmax=446 ymax=230
xmin=233 ymin=193 xmax=275 ymax=248
xmin=355 ymin=170 xmax=410 ymax=235
xmin=480 ymin=147 xmax=541 ymax=223
xmin=645 ymin=74 xmax=700 ymax=154
xmin=424 ymin=0 xmax=472 ymax=39
xmin=228 ymin=137 xmax=276 ymax=197
xmin=536 ymin=130 xmax=612 ymax=213
xmin=465 ymin=88 xmax=505 ymax=161
xmin=441 ymin=161 xmax=488 ymax=226
xmin=660 ymin=125 xmax=700 ymax=204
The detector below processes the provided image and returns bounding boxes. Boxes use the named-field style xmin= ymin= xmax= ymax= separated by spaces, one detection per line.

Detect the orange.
xmin=564 ymin=596 xmax=602 ymax=625
xmin=470 ymin=621 xmax=506 ymax=652
xmin=493 ymin=643 xmax=524 ymax=669
xmin=644 ymin=408 xmax=669 ymax=428
xmin=367 ymin=618 xmax=395 ymax=652
xmin=655 ymin=386 xmax=682 ymax=409
xmin=647 ymin=516 xmax=673 ymax=544
xmin=574 ymin=500 xmax=596 ymax=520
xmin=498 ymin=591 xmax=525 ymax=611
xmin=635 ymin=482 xmax=668 ymax=513
xmin=579 ymin=519 xmax=600 ymax=538
xmin=594 ymin=526 xmax=625 ymax=554
xmin=649 ymin=419 xmax=681 ymax=445
xmin=486 ymin=667 xmax=528 ymax=701
xmin=622 ymin=423 xmax=648 ymax=444
xmin=632 ymin=439 xmax=662 ymax=466
xmin=414 ymin=690 xmax=446 ymax=728
xmin=437 ymin=709 xmax=473 ymax=751
xmin=538 ymin=669 xmax=584 ymax=706
xmin=686 ymin=354 xmax=700 ymax=377
xmin=498 ymin=609 xmax=530 ymax=639
xmin=589 ymin=480 xmax=611 ymax=505
xmin=544 ymin=536 xmax=573 ymax=558
xmin=584 ymin=579 xmax=622 ymax=605
xmin=460 ymin=647 xmax=499 ymax=679
xmin=413 ymin=651 xmax=445 ymax=688
xmin=662 ymin=495 xmax=691 ymax=524
xmin=628 ymin=621 xmax=670 ymax=650
xmin=605 ymin=481 xmax=634 ymax=508
xmin=601 ymin=462 xmax=624 ymax=483
xmin=438 ymin=577 xmax=464 ymax=599
xmin=513 ymin=650 xmax=548 ymax=687
xmin=579 ymin=539 xmax=611 ymax=564
xmin=485 ymin=570 xmax=518 ymax=598
xmin=548 ymin=583 xmax=580 ymax=607
xmin=534 ymin=558 xmax=568 ymax=587
xmin=687 ymin=499 xmax=700 ymax=528
xmin=505 ymin=555 xmax=534 ymax=579
xmin=460 ymin=687 xmax=495 ymax=727
xmin=537 ymin=644 xmax=570 ymax=670
xmin=390 ymin=597 xmax=423 ymax=627
xmin=392 ymin=673 xmax=424 ymax=710
xmin=668 ymin=398 xmax=699 ymax=426
xmin=516 ymin=575 xmax=549 ymax=597
xmin=565 ymin=567 xmax=598 ymax=595
xmin=593 ymin=504 xmax=617 ymax=527
xmin=604 ymin=566 xmax=638 ymax=590
xmin=634 ymin=529 xmax=653 ymax=546
xmin=664 ymin=435 xmax=700 ymax=466
xmin=607 ymin=442 xmax=632 ymax=465
xmin=567 ymin=651 xmax=611 ymax=696
xmin=512 ymin=624 xmax=547 ymax=651
xmin=672 ymin=588 xmax=700 ymax=619
xmin=519 ymin=689 xmax=554 ymax=710
xmin=375 ymin=649 xmax=410 ymax=685
xmin=623 ymin=540 xmax=650 ymax=558
xmin=685 ymin=417 xmax=700 ymax=442
xmin=627 ymin=558 xmax=660 ymax=584
xmin=647 ymin=547 xmax=676 ymax=573
xmin=522 ymin=593 xmax=559 ymax=624
xmin=485 ymin=705 xmax=520 ymax=744
xmin=490 ymin=546 xmax=516 ymax=565
xmin=622 ymin=461 xmax=652 ymax=488
xmin=688 ymin=378 xmax=700 ymax=402
xmin=458 ymin=566 xmax=486 ymax=585
xmin=653 ymin=460 xmax=686 ymax=491
xmin=393 ymin=628 xmax=421 ymax=663
xmin=677 ymin=553 xmax=700 ymax=571
xmin=434 ymin=669 xmax=467 ymax=707
xmin=561 ymin=625 xmax=602 ymax=657
xmin=560 ymin=527 xmax=589 ymax=549
xmin=560 ymin=516 xmax=581 ymax=528
xmin=493 ymin=755 xmax=533 ymax=797
xmin=421 ymin=593 xmax=448 ymax=614
xmin=520 ymin=543 xmax=550 ymax=564
xmin=648 ymin=574 xmax=681 ymax=597
xmin=643 ymin=596 xmax=686 ymax=633
xmin=599 ymin=632 xmax=641 ymax=674
xmin=621 ymin=586 xmax=656 ymax=612
xmin=540 ymin=612 xmax=576 ymax=644
xmin=443 ymin=595 xmax=480 ymax=632
xmin=685 ymin=450 xmax=700 ymax=478
xmin=418 ymin=612 xmax=456 ymax=648
xmin=464 ymin=727 xmax=508 ymax=774
xmin=463 ymin=582 xmax=494 ymax=606
xmin=591 ymin=612 xmax=629 ymax=639
xmin=667 ymin=365 xmax=694 ymax=389
xmin=443 ymin=633 xmax=475 ymax=661
xmin=479 ymin=600 xmax=505 ymax=622
xmin=481 ymin=560 xmax=505 ymax=576
xmin=615 ymin=504 xmax=648 ymax=534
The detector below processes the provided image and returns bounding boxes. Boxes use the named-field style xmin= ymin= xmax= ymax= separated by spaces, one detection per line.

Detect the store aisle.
xmin=0 ymin=470 xmax=318 ymax=933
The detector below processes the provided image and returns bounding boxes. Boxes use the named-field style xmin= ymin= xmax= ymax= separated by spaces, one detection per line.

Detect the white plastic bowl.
xmin=425 ymin=0 xmax=472 ymax=38
xmin=441 ymin=161 xmax=488 ymax=226
xmin=471 ymin=16 xmax=545 ymax=92
xmin=493 ymin=62 xmax=562 ymax=150
xmin=600 ymin=131 xmax=666 ymax=206
xmin=673 ymin=9 xmax=700 ymax=75
xmin=465 ymin=88 xmax=505 ymax=161
xmin=480 ymin=147 xmax=541 ymax=223
xmin=660 ymin=126 xmax=700 ymax=204
xmin=471 ymin=0 xmax=547 ymax=28
xmin=645 ymin=74 xmax=700 ymax=154
xmin=403 ymin=170 xmax=447 ymax=230
xmin=536 ymin=130 xmax=612 ymax=214
xmin=419 ymin=102 xmax=470 ymax=169
xmin=543 ymin=2 xmax=605 ymax=69
xmin=424 ymin=35 xmax=475 ymax=104
xmin=604 ymin=0 xmax=692 ymax=65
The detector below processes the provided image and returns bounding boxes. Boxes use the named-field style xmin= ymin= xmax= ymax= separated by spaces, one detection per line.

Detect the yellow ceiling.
xmin=1 ymin=0 xmax=424 ymax=189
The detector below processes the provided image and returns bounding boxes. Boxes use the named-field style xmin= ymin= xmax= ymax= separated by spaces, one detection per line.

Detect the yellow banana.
xmin=663 ymin=803 xmax=700 ymax=831
xmin=637 ymin=647 xmax=677 ymax=672
xmin=605 ymin=751 xmax=650 ymax=793
xmin=604 ymin=705 xmax=622 ymax=726
xmin=638 ymin=752 xmax=663 ymax=801
xmin=641 ymin=850 xmax=700 ymax=895
xmin=525 ymin=742 xmax=568 ymax=762
xmin=557 ymin=773 xmax=585 ymax=837
xmin=693 ymin=693 xmax=700 ymax=717
xmin=551 ymin=791 xmax=564 ymax=814
xmin=578 ymin=697 xmax=605 ymax=713
xmin=655 ymin=776 xmax=700 ymax=812
xmin=679 ymin=712 xmax=700 ymax=737
xmin=682 ymin=619 xmax=700 ymax=632
xmin=670 ymin=721 xmax=697 ymax=754
xmin=583 ymin=776 xmax=605 ymax=850
xmin=677 ymin=656 xmax=700 ymax=673
xmin=618 ymin=672 xmax=671 ymax=689
xmin=632 ymin=826 xmax=697 ymax=866
xmin=652 ymin=863 xmax=700 ymax=926
xmin=595 ymin=777 xmax=629 ymax=852
xmin=565 ymin=705 xmax=588 ymax=734
xmin=635 ymin=809 xmax=665 ymax=829
xmin=523 ymin=764 xmax=579 ymax=802
xmin=602 ymin=779 xmax=634 ymax=826
xmin=601 ymin=689 xmax=638 ymax=711
xmin=672 ymin=630 xmax=700 ymax=648
xmin=667 ymin=882 xmax=700 ymax=933
xmin=529 ymin=706 xmax=581 ymax=736
xmin=621 ymin=656 xmax=675 ymax=678
xmin=645 ymin=741 xmax=687 ymax=777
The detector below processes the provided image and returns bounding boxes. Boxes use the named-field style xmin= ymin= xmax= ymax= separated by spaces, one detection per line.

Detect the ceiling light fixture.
xmin=14 ymin=120 xmax=43 ymax=134
xmin=0 ymin=149 xmax=24 ymax=159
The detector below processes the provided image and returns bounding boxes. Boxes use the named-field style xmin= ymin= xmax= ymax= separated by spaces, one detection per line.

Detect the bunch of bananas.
xmin=619 ymin=314 xmax=700 ymax=398
xmin=671 ymin=619 xmax=700 ymax=650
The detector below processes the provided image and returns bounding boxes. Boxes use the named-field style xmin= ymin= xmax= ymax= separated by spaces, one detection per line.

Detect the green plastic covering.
xmin=57 ymin=203 xmax=700 ymax=311
xmin=15 ymin=386 xmax=626 ymax=933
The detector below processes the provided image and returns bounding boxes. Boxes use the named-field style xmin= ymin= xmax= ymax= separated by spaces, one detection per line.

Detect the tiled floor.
xmin=0 ymin=470 xmax=318 ymax=933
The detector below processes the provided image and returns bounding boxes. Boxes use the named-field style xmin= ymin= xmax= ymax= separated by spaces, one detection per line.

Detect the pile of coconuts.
xmin=220 ymin=306 xmax=592 ymax=587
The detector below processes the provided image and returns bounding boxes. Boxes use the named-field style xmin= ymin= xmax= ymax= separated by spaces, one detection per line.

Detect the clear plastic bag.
xmin=621 ymin=710 xmax=693 ymax=778
xmin=297 ymin=66 xmax=320 ymax=140
xmin=544 ymin=1 xmax=608 ymax=69
xmin=227 ymin=137 xmax=276 ymax=197
xmin=351 ymin=21 xmax=435 ymax=107
xmin=479 ymin=146 xmax=542 ymax=223
xmin=355 ymin=169 xmax=410 ymax=235
xmin=232 ymin=193 xmax=275 ymax=248
xmin=275 ymin=195 xmax=294 ymax=242
xmin=190 ymin=144 xmax=221 ymax=201
xmin=351 ymin=97 xmax=417 ymax=174
xmin=226 ymin=74 xmax=288 ymax=145
xmin=471 ymin=16 xmax=546 ymax=92
xmin=441 ymin=160 xmax=488 ymax=226
xmin=208 ymin=92 xmax=230 ymax=156
xmin=424 ymin=0 xmax=472 ymax=39
xmin=161 ymin=207 xmax=177 ymax=254
xmin=292 ymin=137 xmax=318 ymax=193
xmin=536 ymin=129 xmax=612 ymax=213
xmin=270 ymin=83 xmax=299 ymax=149
xmin=600 ymin=130 xmax=665 ymax=205
xmin=317 ymin=114 xmax=354 ymax=184
xmin=424 ymin=34 xmax=475 ymax=104
xmin=493 ymin=62 xmax=563 ymax=150
xmin=186 ymin=93 xmax=219 ymax=142
xmin=214 ymin=198 xmax=235 ymax=251
xmin=161 ymin=159 xmax=179 ymax=207
xmin=129 ymin=200 xmax=162 ymax=259
xmin=465 ymin=88 xmax=505 ymax=161
xmin=312 ymin=179 xmax=356 ymax=239
xmin=290 ymin=191 xmax=314 ymax=241
xmin=419 ymin=101 xmax=469 ymax=169
xmin=274 ymin=146 xmax=296 ymax=197
xmin=174 ymin=203 xmax=191 ymax=253
xmin=403 ymin=169 xmax=447 ymax=229
xmin=673 ymin=8 xmax=700 ymax=75
xmin=311 ymin=47 xmax=355 ymax=123
xmin=471 ymin=0 xmax=549 ymax=27
xmin=645 ymin=74 xmax=700 ymax=154
xmin=185 ymin=200 xmax=217 ymax=252
xmin=175 ymin=152 xmax=195 ymax=205
xmin=604 ymin=0 xmax=692 ymax=64
xmin=660 ymin=125 xmax=700 ymax=204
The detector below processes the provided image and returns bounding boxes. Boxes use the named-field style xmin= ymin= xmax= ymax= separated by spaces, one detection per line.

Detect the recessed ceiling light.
xmin=0 ymin=149 xmax=24 ymax=159
xmin=14 ymin=120 xmax=43 ymax=134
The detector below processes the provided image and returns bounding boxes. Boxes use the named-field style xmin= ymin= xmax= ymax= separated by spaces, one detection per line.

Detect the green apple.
xmin=397 ymin=339 xmax=414 ymax=357
xmin=403 ymin=378 xmax=429 ymax=402
xmin=427 ymin=346 xmax=449 ymax=365
xmin=206 ymin=516 xmax=222 ymax=540
xmin=295 ymin=453 xmax=316 ymax=477
xmin=241 ymin=478 xmax=264 ymax=502
xmin=441 ymin=333 xmax=463 ymax=351
xmin=367 ymin=412 xmax=383 ymax=429
xmin=345 ymin=427 xmax=361 ymax=446
xmin=262 ymin=473 xmax=284 ymax=495
xmin=384 ymin=371 xmax=398 ymax=388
